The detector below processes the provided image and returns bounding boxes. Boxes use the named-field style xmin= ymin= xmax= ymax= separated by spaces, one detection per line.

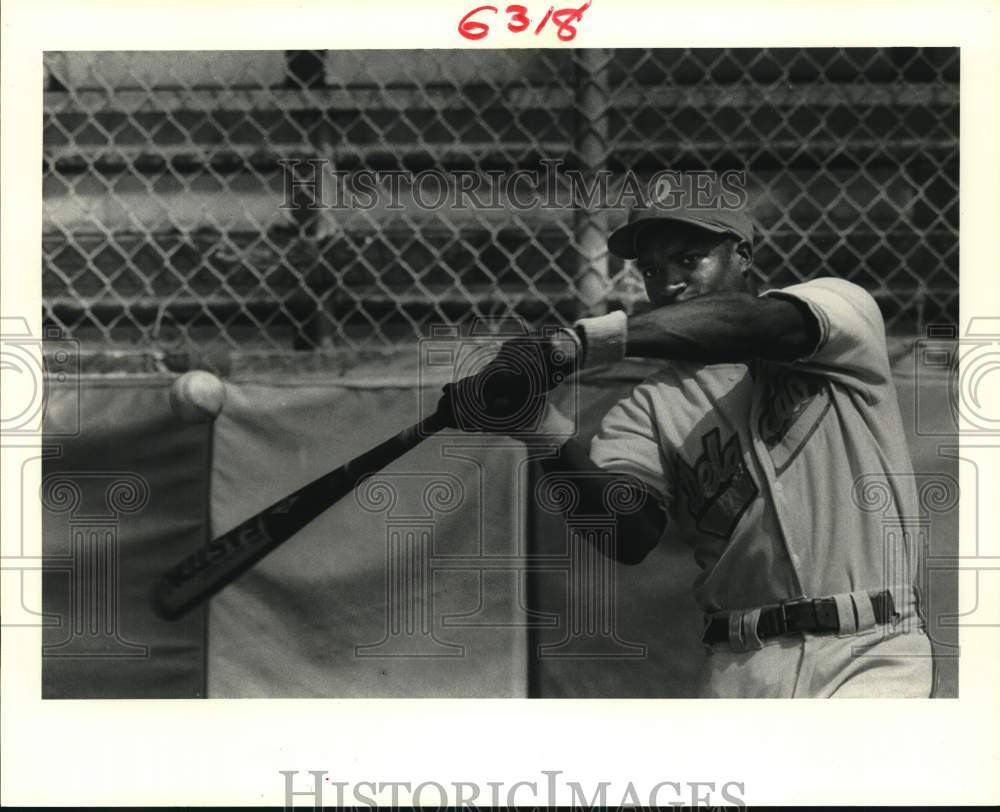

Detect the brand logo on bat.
xmin=163 ymin=495 xmax=301 ymax=588
xmin=676 ymin=428 xmax=757 ymax=539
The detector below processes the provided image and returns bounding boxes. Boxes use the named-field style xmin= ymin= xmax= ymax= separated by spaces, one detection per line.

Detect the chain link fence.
xmin=42 ymin=48 xmax=959 ymax=373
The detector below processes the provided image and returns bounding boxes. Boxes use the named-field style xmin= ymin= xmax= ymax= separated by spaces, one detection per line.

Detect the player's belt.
xmin=701 ymin=590 xmax=896 ymax=646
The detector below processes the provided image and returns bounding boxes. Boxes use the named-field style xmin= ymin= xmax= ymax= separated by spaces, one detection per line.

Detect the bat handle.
xmin=408 ymin=409 xmax=448 ymax=442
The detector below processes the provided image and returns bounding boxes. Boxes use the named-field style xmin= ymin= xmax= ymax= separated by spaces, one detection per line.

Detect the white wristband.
xmin=574 ymin=310 xmax=628 ymax=368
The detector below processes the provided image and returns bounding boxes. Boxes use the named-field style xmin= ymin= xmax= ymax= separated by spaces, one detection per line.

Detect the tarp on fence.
xmin=42 ymin=378 xmax=211 ymax=698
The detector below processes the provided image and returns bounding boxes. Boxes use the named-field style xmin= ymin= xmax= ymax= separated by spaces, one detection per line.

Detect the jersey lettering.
xmin=758 ymin=370 xmax=831 ymax=474
xmin=675 ymin=428 xmax=758 ymax=539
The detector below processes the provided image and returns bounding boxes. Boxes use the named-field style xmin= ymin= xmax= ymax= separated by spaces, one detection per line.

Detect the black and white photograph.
xmin=34 ymin=45 xmax=961 ymax=700
xmin=2 ymin=0 xmax=998 ymax=807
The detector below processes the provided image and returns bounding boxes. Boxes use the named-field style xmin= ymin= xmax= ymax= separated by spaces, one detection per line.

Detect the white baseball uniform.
xmin=589 ymin=277 xmax=933 ymax=698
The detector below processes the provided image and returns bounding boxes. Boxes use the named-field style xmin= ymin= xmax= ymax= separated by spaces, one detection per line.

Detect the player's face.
xmin=635 ymin=223 xmax=751 ymax=308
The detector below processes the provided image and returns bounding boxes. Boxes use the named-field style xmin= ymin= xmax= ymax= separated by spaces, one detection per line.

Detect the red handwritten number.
xmin=534 ymin=5 xmax=554 ymax=34
xmin=552 ymin=0 xmax=591 ymax=41
xmin=460 ymin=1 xmax=589 ymax=41
xmin=506 ymin=5 xmax=530 ymax=32
xmin=459 ymin=5 xmax=497 ymax=40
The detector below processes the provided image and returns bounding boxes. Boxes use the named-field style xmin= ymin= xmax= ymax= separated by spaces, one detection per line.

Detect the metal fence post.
xmin=573 ymin=49 xmax=611 ymax=318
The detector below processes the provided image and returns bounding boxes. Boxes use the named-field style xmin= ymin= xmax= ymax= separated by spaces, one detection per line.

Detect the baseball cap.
xmin=607 ymin=186 xmax=754 ymax=260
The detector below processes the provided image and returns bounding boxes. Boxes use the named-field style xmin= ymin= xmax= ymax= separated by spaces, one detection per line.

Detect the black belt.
xmin=702 ymin=590 xmax=896 ymax=646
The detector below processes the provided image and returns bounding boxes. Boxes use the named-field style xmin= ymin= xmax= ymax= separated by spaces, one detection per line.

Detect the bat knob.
xmin=150 ymin=579 xmax=191 ymax=621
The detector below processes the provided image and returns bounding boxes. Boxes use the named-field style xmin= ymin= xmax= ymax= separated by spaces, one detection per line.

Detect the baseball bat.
xmin=152 ymin=410 xmax=446 ymax=620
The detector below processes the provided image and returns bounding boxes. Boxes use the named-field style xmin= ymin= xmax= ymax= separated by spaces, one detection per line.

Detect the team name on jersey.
xmin=675 ymin=428 xmax=758 ymax=539
xmin=759 ymin=371 xmax=824 ymax=447
xmin=758 ymin=370 xmax=831 ymax=474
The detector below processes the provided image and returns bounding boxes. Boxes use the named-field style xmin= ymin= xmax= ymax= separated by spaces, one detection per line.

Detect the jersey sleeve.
xmin=588 ymin=382 xmax=672 ymax=509
xmin=759 ymin=277 xmax=892 ymax=400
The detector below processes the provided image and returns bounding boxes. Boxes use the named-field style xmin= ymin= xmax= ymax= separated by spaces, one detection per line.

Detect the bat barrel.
xmin=151 ymin=412 xmax=445 ymax=619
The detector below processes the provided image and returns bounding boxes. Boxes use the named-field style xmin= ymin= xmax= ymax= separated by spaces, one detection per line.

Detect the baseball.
xmin=169 ymin=370 xmax=226 ymax=423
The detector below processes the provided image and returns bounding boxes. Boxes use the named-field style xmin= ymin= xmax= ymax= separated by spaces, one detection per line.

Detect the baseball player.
xmin=440 ymin=183 xmax=933 ymax=699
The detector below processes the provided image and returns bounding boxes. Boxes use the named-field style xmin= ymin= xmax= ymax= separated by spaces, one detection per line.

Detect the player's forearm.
xmin=627 ymin=292 xmax=815 ymax=363
xmin=538 ymin=438 xmax=665 ymax=565
xmin=576 ymin=293 xmax=815 ymax=366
